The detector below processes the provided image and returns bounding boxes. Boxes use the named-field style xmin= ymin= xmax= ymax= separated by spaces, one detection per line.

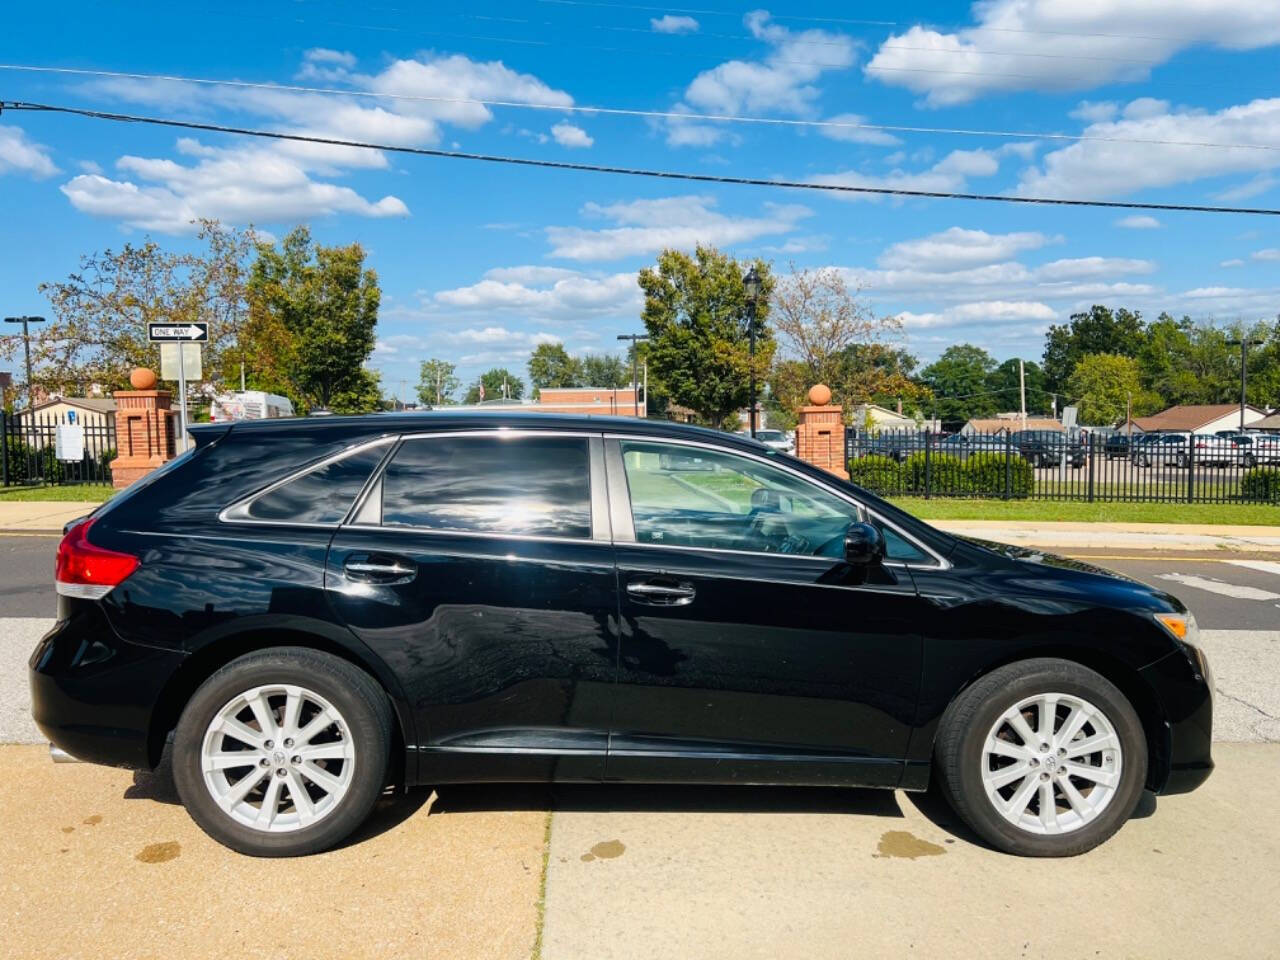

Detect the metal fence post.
xmin=1186 ymin=434 xmax=1195 ymax=503
xmin=1003 ymin=431 xmax=1012 ymax=500
xmin=1 ymin=410 xmax=8 ymax=487
xmin=1087 ymin=434 xmax=1096 ymax=502
xmin=924 ymin=429 xmax=933 ymax=499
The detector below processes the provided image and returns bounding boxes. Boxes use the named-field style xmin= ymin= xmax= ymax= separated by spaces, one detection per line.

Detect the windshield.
xmin=756 ymin=430 xmax=785 ymax=441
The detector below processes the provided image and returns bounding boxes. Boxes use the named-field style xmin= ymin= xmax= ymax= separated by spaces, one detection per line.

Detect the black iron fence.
xmin=1 ymin=410 xmax=117 ymax=487
xmin=846 ymin=428 xmax=1280 ymax=504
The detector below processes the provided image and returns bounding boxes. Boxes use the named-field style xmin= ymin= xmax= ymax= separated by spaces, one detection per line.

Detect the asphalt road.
xmin=0 ymin=534 xmax=58 ymax=619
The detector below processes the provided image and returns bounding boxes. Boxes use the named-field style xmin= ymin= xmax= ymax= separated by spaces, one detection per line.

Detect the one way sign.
xmin=148 ymin=321 xmax=209 ymax=343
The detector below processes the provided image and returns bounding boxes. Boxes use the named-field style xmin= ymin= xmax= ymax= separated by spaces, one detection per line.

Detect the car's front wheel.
xmin=934 ymin=658 xmax=1147 ymax=857
xmin=173 ymin=647 xmax=393 ymax=857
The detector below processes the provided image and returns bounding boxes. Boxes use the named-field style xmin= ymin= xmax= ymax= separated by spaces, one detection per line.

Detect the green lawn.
xmin=0 ymin=484 xmax=115 ymax=503
xmin=888 ymin=497 xmax=1280 ymax=526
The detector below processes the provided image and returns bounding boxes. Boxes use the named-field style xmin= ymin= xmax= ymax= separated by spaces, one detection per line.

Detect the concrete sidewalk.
xmin=4 ymin=499 xmax=1279 ymax=551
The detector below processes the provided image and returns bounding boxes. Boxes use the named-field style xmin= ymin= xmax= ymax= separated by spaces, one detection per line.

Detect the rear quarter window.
xmin=241 ymin=442 xmax=388 ymax=524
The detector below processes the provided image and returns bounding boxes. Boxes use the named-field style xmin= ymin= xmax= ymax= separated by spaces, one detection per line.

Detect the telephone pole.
xmin=1226 ymin=337 xmax=1265 ymax=431
xmin=616 ymin=333 xmax=649 ymax=417
xmin=3 ymin=315 xmax=46 ymax=412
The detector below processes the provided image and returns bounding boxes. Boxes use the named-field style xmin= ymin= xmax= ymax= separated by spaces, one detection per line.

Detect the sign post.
xmin=148 ymin=322 xmax=208 ymax=452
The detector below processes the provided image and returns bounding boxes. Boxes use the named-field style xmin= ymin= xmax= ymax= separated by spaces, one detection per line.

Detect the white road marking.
xmin=1156 ymin=573 xmax=1280 ymax=602
xmin=1226 ymin=559 xmax=1280 ymax=577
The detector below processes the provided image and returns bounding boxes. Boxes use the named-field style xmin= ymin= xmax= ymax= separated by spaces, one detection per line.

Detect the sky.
xmin=2 ymin=0 xmax=1279 ymax=399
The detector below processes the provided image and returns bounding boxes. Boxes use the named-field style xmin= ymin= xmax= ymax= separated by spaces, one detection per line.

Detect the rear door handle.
xmin=343 ymin=554 xmax=417 ymax=585
xmin=626 ymin=579 xmax=696 ymax=606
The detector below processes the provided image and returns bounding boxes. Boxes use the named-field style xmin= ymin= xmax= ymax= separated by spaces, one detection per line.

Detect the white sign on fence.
xmin=55 ymin=423 xmax=85 ymax=462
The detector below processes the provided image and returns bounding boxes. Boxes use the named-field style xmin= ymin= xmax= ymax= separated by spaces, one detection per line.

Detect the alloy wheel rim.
xmin=200 ymin=684 xmax=356 ymax=833
xmin=981 ymin=692 xmax=1123 ymax=836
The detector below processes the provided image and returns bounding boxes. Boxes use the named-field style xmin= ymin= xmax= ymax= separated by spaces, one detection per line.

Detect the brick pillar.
xmin=794 ymin=384 xmax=849 ymax=480
xmin=109 ymin=368 xmax=178 ymax=489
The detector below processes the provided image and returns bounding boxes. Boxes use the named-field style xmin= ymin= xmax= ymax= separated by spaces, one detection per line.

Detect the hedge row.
xmin=849 ymin=451 xmax=1034 ymax=498
xmin=1242 ymin=466 xmax=1280 ymax=503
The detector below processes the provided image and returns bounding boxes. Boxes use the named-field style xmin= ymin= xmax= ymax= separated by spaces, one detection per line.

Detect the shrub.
xmin=1241 ymin=467 xmax=1280 ymax=504
xmin=849 ymin=454 xmax=903 ymax=495
xmin=901 ymin=451 xmax=967 ymax=495
xmin=965 ymin=451 xmax=1034 ymax=498
xmin=3 ymin=436 xmax=63 ymax=485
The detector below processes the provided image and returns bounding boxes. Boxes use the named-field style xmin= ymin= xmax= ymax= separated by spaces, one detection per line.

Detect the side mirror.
xmin=844 ymin=522 xmax=885 ymax=566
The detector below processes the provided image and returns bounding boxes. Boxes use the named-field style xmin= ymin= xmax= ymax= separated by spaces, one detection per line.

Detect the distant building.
xmin=1122 ymin=403 xmax=1266 ymax=435
xmin=18 ymin=395 xmax=117 ymax=427
xmin=1250 ymin=412 xmax=1280 ymax=433
xmin=850 ymin=403 xmax=925 ymax=432
xmin=961 ymin=415 xmax=1062 ymax=435
xmin=450 ymin=386 xmax=646 ymax=417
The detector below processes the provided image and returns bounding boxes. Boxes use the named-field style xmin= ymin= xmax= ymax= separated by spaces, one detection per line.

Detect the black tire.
xmin=934 ymin=658 xmax=1147 ymax=857
xmin=1176 ymin=454 xmax=1188 ymax=468
xmin=173 ymin=647 xmax=393 ymax=857
xmin=1243 ymin=454 xmax=1257 ymax=468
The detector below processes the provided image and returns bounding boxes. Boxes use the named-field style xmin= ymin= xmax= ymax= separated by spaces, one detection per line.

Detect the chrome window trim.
xmin=604 ymin=432 xmax=949 ymax=570
xmin=219 ymin=436 xmax=397 ymax=528
xmin=369 ymin=428 xmax=601 ymax=542
xmin=339 ymin=521 xmax=610 ymax=551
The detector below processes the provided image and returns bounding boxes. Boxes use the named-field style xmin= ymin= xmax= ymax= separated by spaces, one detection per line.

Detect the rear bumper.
xmin=29 ymin=601 xmax=185 ymax=770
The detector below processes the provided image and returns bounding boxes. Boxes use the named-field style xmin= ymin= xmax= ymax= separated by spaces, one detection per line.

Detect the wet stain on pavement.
xmin=60 ymin=826 xmax=74 ymax=834
xmin=136 ymin=841 xmax=181 ymax=864
xmin=580 ymin=840 xmax=626 ymax=862
xmin=83 ymin=815 xmax=102 ymax=826
xmin=873 ymin=831 xmax=946 ymax=860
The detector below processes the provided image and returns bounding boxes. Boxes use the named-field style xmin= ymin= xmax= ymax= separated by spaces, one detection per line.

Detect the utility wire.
xmin=4 ymin=64 xmax=1278 ymax=152
xmin=5 ymin=99 xmax=1280 ymax=216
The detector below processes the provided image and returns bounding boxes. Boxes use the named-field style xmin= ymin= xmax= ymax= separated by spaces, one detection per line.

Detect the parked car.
xmin=32 ymin=413 xmax=1212 ymax=858
xmin=739 ymin=428 xmax=795 ymax=455
xmin=1132 ymin=432 xmax=1233 ymax=468
xmin=938 ymin=432 xmax=1012 ymax=461
xmin=860 ymin=431 xmax=948 ymax=462
xmin=1103 ymin=434 xmax=1132 ymax=460
xmin=1228 ymin=432 xmax=1280 ymax=467
xmin=1010 ymin=429 xmax=1086 ymax=468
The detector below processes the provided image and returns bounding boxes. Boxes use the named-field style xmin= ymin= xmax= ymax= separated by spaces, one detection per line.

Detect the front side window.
xmin=245 ymin=442 xmax=387 ymax=524
xmin=619 ymin=440 xmax=857 ymax=557
xmin=381 ymin=434 xmax=591 ymax=539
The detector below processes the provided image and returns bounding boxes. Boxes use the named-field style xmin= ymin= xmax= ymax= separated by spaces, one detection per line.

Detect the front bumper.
xmin=29 ymin=601 xmax=186 ymax=770
xmin=1140 ymin=646 xmax=1214 ymax=795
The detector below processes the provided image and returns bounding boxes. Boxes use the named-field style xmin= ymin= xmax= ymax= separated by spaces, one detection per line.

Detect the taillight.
xmin=55 ymin=518 xmax=139 ymax=600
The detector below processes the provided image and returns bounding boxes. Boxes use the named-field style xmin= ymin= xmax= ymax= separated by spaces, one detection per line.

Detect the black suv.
xmin=32 ymin=414 xmax=1212 ymax=858
xmin=1010 ymin=429 xmax=1086 ymax=468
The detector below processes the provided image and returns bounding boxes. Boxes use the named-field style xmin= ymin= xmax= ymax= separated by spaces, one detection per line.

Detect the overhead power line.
xmin=5 ymin=99 xmax=1279 ymax=216
xmin=3 ymin=64 xmax=1278 ymax=152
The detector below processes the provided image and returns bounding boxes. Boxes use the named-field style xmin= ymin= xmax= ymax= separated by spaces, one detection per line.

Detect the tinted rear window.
xmin=246 ymin=443 xmax=386 ymax=524
xmin=381 ymin=435 xmax=591 ymax=538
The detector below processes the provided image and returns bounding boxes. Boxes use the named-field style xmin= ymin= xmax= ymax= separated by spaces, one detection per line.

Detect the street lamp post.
xmin=742 ymin=266 xmax=762 ymax=437
xmin=616 ymin=333 xmax=649 ymax=416
xmin=1226 ymin=337 xmax=1265 ymax=432
xmin=3 ymin=315 xmax=46 ymax=413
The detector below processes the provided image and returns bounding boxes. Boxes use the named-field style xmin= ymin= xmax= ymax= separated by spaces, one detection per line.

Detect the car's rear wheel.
xmin=935 ymin=658 xmax=1146 ymax=857
xmin=173 ymin=647 xmax=392 ymax=857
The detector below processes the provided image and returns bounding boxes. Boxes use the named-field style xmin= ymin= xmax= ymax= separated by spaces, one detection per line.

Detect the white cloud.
xmin=61 ymin=142 xmax=408 ymax=232
xmin=1214 ymin=173 xmax=1278 ymax=202
xmin=1016 ymin=97 xmax=1280 ymax=199
xmin=866 ymin=0 xmax=1280 ymax=107
xmin=1115 ymin=215 xmax=1161 ymax=229
xmin=818 ymin=114 xmax=901 ymax=146
xmin=1070 ymin=101 xmax=1118 ymax=123
xmin=544 ymin=195 xmax=812 ymax=261
xmin=895 ymin=300 xmax=1058 ymax=329
xmin=877 ymin=227 xmax=1059 ymax=271
xmin=809 ymin=143 xmax=1033 ymax=200
xmin=1253 ymin=248 xmax=1280 ymax=261
xmin=651 ymin=14 xmax=699 ymax=34
xmin=434 ymin=269 xmax=642 ymax=319
xmin=1220 ymin=259 xmax=1245 ymax=267
xmin=661 ymin=11 xmax=855 ymax=145
xmin=65 ymin=51 xmax=574 ymax=229
xmin=0 ymin=126 xmax=58 ymax=178
xmin=550 ymin=122 xmax=594 ymax=148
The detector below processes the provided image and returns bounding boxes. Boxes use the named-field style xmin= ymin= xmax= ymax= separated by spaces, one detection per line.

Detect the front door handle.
xmin=626 ymin=578 xmax=696 ymax=606
xmin=343 ymin=553 xmax=417 ymax=585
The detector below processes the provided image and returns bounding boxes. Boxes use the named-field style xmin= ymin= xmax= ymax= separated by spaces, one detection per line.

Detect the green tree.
xmin=920 ymin=344 xmax=998 ymax=424
xmin=638 ymin=246 xmax=774 ymax=428
xmin=1066 ymin=353 xmax=1160 ymax=425
xmin=465 ymin=367 xmax=524 ymax=403
xmin=527 ymin=342 xmax=583 ymax=394
xmin=330 ymin=367 xmax=388 ymax=414
xmin=984 ymin=358 xmax=1049 ymax=414
xmin=580 ymin=353 xmax=629 ymax=388
xmin=245 ymin=226 xmax=381 ymax=412
xmin=416 ymin=358 xmax=461 ymax=406
xmin=1042 ymin=305 xmax=1145 ymax=392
